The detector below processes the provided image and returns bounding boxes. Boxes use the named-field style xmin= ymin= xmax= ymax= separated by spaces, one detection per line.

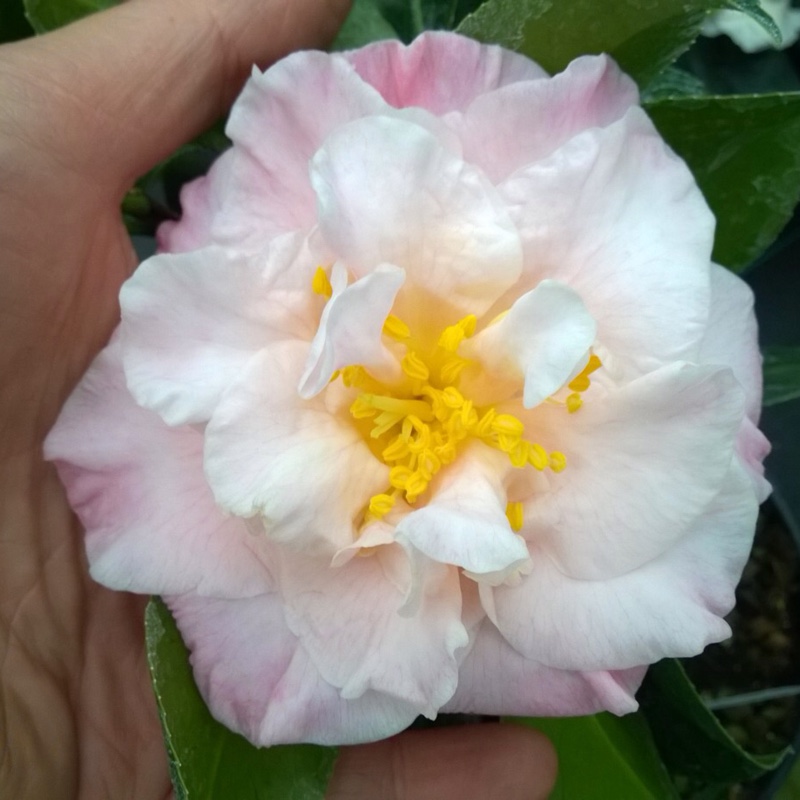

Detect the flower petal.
xmin=168 ymin=593 xmax=420 ymax=746
xmin=299 ymin=263 xmax=405 ymax=398
xmin=523 ymin=362 xmax=745 ymax=579
xmin=278 ymin=545 xmax=468 ymax=716
xmin=462 ymin=279 xmax=596 ymax=408
xmin=121 ymin=236 xmax=315 ymax=426
xmin=453 ymin=54 xmax=639 ymax=183
xmin=443 ymin=619 xmax=645 ymax=716
xmin=204 ymin=341 xmax=388 ymax=553
xmin=44 ymin=337 xmax=269 ymax=598
xmin=395 ymin=446 xmax=529 ymax=575
xmin=491 ymin=461 xmax=758 ymax=671
xmin=344 ymin=31 xmax=545 ymax=114
xmin=500 ymin=107 xmax=713 ymax=372
xmin=311 ymin=115 xmax=522 ymax=321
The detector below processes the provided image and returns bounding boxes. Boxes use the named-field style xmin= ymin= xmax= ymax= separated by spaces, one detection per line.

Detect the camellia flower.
xmin=46 ymin=32 xmax=770 ymax=746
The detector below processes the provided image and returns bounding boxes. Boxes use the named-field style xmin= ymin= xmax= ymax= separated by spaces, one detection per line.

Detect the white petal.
xmin=462 ymin=279 xmax=596 ymax=408
xmin=120 ymin=236 xmax=315 ymax=426
xmin=311 ymin=115 xmax=522 ymax=322
xmin=168 ymin=593 xmax=420 ymax=746
xmin=204 ymin=341 xmax=388 ymax=553
xmin=491 ymin=461 xmax=758 ymax=671
xmin=278 ymin=546 xmax=467 ymax=716
xmin=395 ymin=446 xmax=529 ymax=575
xmin=299 ymin=263 xmax=405 ymax=398
xmin=523 ymin=362 xmax=745 ymax=579
xmin=500 ymin=107 xmax=713 ymax=372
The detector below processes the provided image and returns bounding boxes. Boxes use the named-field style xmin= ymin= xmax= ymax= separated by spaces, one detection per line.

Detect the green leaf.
xmin=24 ymin=0 xmax=118 ymax=34
xmin=763 ymin=346 xmax=800 ymax=407
xmin=509 ymin=713 xmax=678 ymax=799
xmin=145 ymin=598 xmax=338 ymax=800
xmin=645 ymin=92 xmax=800 ymax=272
xmin=332 ymin=0 xmax=399 ymax=51
xmin=638 ymin=659 xmax=789 ymax=786
xmin=1 ymin=0 xmax=34 ymax=42
xmin=456 ymin=0 xmax=776 ymax=88
xmin=641 ymin=66 xmax=707 ymax=102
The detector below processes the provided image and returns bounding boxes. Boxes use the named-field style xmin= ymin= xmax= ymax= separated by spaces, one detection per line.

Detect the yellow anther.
xmin=437 ymin=315 xmax=477 ymax=352
xmin=389 ymin=465 xmax=413 ymax=489
xmin=506 ymin=502 xmax=524 ymax=532
xmin=342 ymin=365 xmax=369 ymax=388
xmin=566 ymin=393 xmax=583 ymax=414
xmin=459 ymin=314 xmax=477 ymax=337
xmin=492 ymin=414 xmax=525 ymax=437
xmin=528 ymin=443 xmax=549 ymax=471
xmin=383 ymin=436 xmax=410 ymax=462
xmin=350 ymin=396 xmax=377 ymax=419
xmin=330 ymin=369 xmax=341 ymax=383
xmin=475 ymin=408 xmax=497 ymax=438
xmin=405 ymin=471 xmax=429 ymax=503
xmin=383 ymin=314 xmax=410 ymax=340
xmin=441 ymin=386 xmax=465 ymax=409
xmin=418 ymin=448 xmax=442 ymax=480
xmin=568 ymin=354 xmax=602 ymax=392
xmin=368 ymin=493 xmax=395 ymax=518
xmin=371 ymin=411 xmax=405 ymax=438
xmin=549 ymin=451 xmax=567 ymax=473
xmin=497 ymin=433 xmax=521 ymax=453
xmin=312 ymin=266 xmax=333 ymax=298
xmin=402 ymin=351 xmax=430 ymax=382
xmin=360 ymin=394 xmax=434 ymax=421
xmin=508 ymin=440 xmax=529 ymax=468
xmin=440 ymin=355 xmax=470 ymax=385
xmin=460 ymin=399 xmax=477 ymax=428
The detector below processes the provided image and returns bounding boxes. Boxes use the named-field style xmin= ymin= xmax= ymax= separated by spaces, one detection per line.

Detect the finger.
xmin=326 ymin=723 xmax=558 ymax=800
xmin=0 ymin=0 xmax=351 ymax=191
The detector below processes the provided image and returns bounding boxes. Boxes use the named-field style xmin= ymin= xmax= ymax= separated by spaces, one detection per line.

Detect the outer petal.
xmin=700 ymin=264 xmax=763 ymax=423
xmin=523 ymin=362 xmax=745 ymax=579
xmin=344 ymin=31 xmax=546 ymax=114
xmin=452 ymin=54 xmax=639 ymax=183
xmin=299 ymin=263 xmax=405 ymax=398
xmin=278 ymin=545 xmax=468 ymax=716
xmin=395 ymin=446 xmax=529 ymax=576
xmin=204 ymin=341 xmax=388 ymax=553
xmin=311 ymin=115 xmax=522 ymax=322
xmin=443 ymin=619 xmax=645 ymax=717
xmin=499 ymin=107 xmax=714 ymax=372
xmin=462 ymin=279 xmax=596 ymax=408
xmin=121 ymin=235 xmax=315 ymax=426
xmin=156 ymin=174 xmax=214 ymax=253
xmin=491 ymin=461 xmax=758 ymax=671
xmin=44 ymin=337 xmax=268 ymax=598
xmin=168 ymin=593 xmax=420 ymax=746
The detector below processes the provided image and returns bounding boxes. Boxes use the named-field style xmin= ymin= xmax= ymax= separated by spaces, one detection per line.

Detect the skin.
xmin=0 ymin=1 xmax=558 ymax=798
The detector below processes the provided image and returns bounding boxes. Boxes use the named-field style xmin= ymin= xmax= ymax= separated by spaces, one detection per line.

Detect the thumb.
xmin=1 ymin=0 xmax=351 ymax=193
xmin=326 ymin=724 xmax=558 ymax=800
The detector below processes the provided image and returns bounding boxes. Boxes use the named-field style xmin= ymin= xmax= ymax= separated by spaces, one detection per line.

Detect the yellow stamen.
xmin=402 ymin=351 xmax=430 ymax=382
xmin=368 ymin=493 xmax=395 ymax=518
xmin=566 ymin=393 xmax=583 ymax=413
xmin=528 ymin=443 xmax=549 ymax=471
xmin=383 ymin=314 xmax=410 ymax=340
xmin=568 ymin=354 xmax=602 ymax=392
xmin=506 ymin=502 xmax=524 ymax=532
xmin=437 ymin=314 xmax=477 ymax=352
xmin=549 ymin=451 xmax=567 ymax=473
xmin=312 ymin=266 xmax=333 ymax=298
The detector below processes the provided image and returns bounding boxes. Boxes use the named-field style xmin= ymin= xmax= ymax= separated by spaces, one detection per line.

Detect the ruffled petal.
xmin=491 ymin=461 xmax=758 ymax=671
xmin=44 ymin=337 xmax=269 ymax=598
xmin=500 ymin=107 xmax=714 ymax=372
xmin=700 ymin=264 xmax=763 ymax=423
xmin=310 ymin=115 xmax=522 ymax=322
xmin=156 ymin=174 xmax=214 ymax=253
xmin=452 ymin=54 xmax=639 ymax=183
xmin=443 ymin=619 xmax=645 ymax=716
xmin=121 ymin=235 xmax=315 ymax=426
xmin=204 ymin=341 xmax=388 ymax=553
xmin=395 ymin=446 xmax=529 ymax=575
xmin=278 ymin=545 xmax=468 ymax=716
xmin=168 ymin=593 xmax=420 ymax=746
xmin=299 ymin=263 xmax=405 ymax=398
xmin=523 ymin=362 xmax=745 ymax=579
xmin=344 ymin=31 xmax=545 ymax=114
xmin=462 ymin=279 xmax=596 ymax=408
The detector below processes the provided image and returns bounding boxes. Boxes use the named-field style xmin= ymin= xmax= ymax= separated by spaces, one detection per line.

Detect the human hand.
xmin=0 ymin=2 xmax=557 ymax=797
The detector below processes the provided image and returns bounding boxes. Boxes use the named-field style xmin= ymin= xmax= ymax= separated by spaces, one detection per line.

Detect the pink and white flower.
xmin=45 ymin=32 xmax=770 ymax=746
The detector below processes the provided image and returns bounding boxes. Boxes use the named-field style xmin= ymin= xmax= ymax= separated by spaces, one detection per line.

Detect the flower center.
xmin=313 ymin=268 xmax=600 ymax=533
